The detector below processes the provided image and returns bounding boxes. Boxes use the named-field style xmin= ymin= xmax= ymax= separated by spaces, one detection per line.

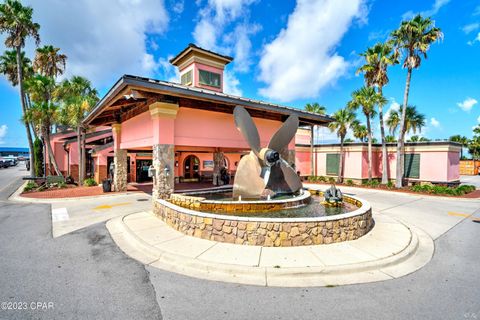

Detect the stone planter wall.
xmin=153 ymin=194 xmax=373 ymax=247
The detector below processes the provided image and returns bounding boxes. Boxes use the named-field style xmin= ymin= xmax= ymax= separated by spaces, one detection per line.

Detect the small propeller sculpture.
xmin=233 ymin=106 xmax=303 ymax=199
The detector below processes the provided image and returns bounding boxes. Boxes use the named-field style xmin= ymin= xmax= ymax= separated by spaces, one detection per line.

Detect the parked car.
xmin=0 ymin=158 xmax=9 ymax=168
xmin=3 ymin=156 xmax=17 ymax=166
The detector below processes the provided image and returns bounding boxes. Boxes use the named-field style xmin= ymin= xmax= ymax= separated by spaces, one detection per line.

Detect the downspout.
xmin=63 ymin=142 xmax=70 ymax=177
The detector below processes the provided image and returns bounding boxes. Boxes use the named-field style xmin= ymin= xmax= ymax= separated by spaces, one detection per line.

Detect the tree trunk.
xmin=338 ymin=136 xmax=344 ymax=183
xmin=44 ymin=127 xmax=62 ymax=176
xmin=366 ymin=115 xmax=373 ymax=181
xmin=77 ymin=125 xmax=83 ymax=185
xmin=310 ymin=125 xmax=315 ymax=177
xmin=81 ymin=127 xmax=86 ymax=181
xmin=396 ymin=68 xmax=412 ymax=188
xmin=378 ymin=86 xmax=388 ymax=184
xmin=16 ymin=46 xmax=35 ymax=176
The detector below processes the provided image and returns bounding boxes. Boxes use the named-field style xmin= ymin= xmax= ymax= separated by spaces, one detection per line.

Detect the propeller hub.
xmin=264 ymin=149 xmax=280 ymax=165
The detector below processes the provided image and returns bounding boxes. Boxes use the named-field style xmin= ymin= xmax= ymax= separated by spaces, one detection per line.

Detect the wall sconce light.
xmin=164 ymin=165 xmax=171 ymax=177
xmin=148 ymin=165 xmax=156 ymax=178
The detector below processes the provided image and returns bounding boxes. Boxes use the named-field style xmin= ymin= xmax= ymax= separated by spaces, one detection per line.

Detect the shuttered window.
xmin=404 ymin=154 xmax=420 ymax=178
xmin=181 ymin=71 xmax=192 ymax=85
xmin=326 ymin=154 xmax=340 ymax=175
xmin=199 ymin=69 xmax=221 ymax=88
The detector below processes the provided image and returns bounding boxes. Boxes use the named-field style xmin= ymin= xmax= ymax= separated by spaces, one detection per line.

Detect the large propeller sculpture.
xmin=233 ymin=106 xmax=303 ymax=199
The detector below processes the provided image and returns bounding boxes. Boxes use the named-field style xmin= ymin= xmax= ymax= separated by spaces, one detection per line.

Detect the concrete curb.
xmin=304 ymin=183 xmax=480 ymax=202
xmin=106 ymin=213 xmax=434 ymax=287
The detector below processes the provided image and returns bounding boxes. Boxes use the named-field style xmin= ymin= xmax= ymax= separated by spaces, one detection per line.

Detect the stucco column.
xmin=212 ymin=150 xmax=225 ymax=185
xmin=112 ymin=123 xmax=127 ymax=191
xmin=150 ymin=102 xmax=179 ymax=200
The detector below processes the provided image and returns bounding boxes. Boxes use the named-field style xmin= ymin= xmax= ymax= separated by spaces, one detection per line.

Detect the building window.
xmin=181 ymin=71 xmax=192 ymax=85
xmin=326 ymin=153 xmax=340 ymax=176
xmin=404 ymin=154 xmax=420 ymax=179
xmin=199 ymin=69 xmax=221 ymax=88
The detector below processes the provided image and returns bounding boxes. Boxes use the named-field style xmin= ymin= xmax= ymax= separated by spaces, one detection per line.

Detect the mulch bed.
xmin=21 ymin=184 xmax=151 ymax=199
xmin=305 ymin=182 xmax=480 ymax=199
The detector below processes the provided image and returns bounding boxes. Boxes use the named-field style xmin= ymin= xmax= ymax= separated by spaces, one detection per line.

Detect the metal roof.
xmin=84 ymin=75 xmax=334 ymax=126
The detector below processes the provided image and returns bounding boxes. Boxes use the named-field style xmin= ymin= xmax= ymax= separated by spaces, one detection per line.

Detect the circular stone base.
xmin=153 ymin=191 xmax=373 ymax=247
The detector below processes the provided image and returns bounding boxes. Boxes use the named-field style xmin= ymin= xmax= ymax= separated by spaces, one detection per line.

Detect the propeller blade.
xmin=279 ymin=160 xmax=302 ymax=193
xmin=234 ymin=106 xmax=261 ymax=155
xmin=233 ymin=152 xmax=265 ymax=199
xmin=268 ymin=114 xmax=299 ymax=152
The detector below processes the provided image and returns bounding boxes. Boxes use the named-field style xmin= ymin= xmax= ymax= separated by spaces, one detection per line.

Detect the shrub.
xmin=386 ymin=181 xmax=395 ymax=189
xmin=23 ymin=181 xmax=38 ymax=192
xmin=369 ymin=180 xmax=380 ymax=188
xmin=456 ymin=185 xmax=476 ymax=195
xmin=318 ymin=176 xmax=326 ymax=182
xmin=328 ymin=177 xmax=336 ymax=184
xmin=346 ymin=179 xmax=354 ymax=186
xmin=33 ymin=138 xmax=44 ymax=177
xmin=84 ymin=178 xmax=97 ymax=187
xmin=362 ymin=180 xmax=370 ymax=186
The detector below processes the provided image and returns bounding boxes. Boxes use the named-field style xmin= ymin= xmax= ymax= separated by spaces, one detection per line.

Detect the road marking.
xmin=93 ymin=202 xmax=132 ymax=210
xmin=52 ymin=207 xmax=69 ymax=222
xmin=448 ymin=212 xmax=472 ymax=218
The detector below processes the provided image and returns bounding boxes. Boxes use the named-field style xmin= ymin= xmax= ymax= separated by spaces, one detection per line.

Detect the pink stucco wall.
xmin=121 ymin=112 xmax=153 ymax=149
xmin=303 ymin=145 xmax=460 ymax=182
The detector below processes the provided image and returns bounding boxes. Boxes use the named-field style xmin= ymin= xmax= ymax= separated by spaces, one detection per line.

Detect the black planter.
xmin=102 ymin=179 xmax=112 ymax=192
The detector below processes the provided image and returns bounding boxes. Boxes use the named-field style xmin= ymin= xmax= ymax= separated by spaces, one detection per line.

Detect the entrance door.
xmin=184 ymin=155 xmax=200 ymax=179
xmin=136 ymin=160 xmax=152 ymax=183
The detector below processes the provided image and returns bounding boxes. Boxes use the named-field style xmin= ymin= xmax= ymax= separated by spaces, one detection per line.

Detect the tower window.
xmin=181 ymin=71 xmax=192 ymax=85
xmin=199 ymin=69 xmax=221 ymax=88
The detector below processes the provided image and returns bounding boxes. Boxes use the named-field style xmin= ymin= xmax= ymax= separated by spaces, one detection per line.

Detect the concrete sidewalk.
xmin=107 ymin=211 xmax=433 ymax=287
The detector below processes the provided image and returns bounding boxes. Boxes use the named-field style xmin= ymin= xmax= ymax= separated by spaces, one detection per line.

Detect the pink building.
xmin=81 ymin=44 xmax=331 ymax=197
xmin=296 ymin=139 xmax=461 ymax=184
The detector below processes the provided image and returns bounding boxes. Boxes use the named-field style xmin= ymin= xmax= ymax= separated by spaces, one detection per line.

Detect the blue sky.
xmin=0 ymin=0 xmax=479 ymax=147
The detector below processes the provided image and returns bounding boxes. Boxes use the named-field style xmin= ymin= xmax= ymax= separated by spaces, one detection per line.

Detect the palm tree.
xmin=357 ymin=42 xmax=398 ymax=184
xmin=468 ymin=136 xmax=480 ymax=160
xmin=0 ymin=49 xmax=36 ymax=138
xmin=449 ymin=135 xmax=469 ymax=159
xmin=0 ymin=0 xmax=40 ymax=176
xmin=348 ymin=86 xmax=386 ymax=181
xmin=33 ymin=45 xmax=67 ymax=78
xmin=304 ymin=102 xmax=326 ymax=177
xmin=352 ymin=121 xmax=368 ymax=142
xmin=328 ymin=108 xmax=356 ymax=183
xmin=57 ymin=76 xmax=98 ymax=184
xmin=390 ymin=14 xmax=443 ymax=187
xmin=386 ymin=105 xmax=426 ymax=137
xmin=24 ymin=74 xmax=62 ymax=176
xmin=385 ymin=135 xmax=396 ymax=143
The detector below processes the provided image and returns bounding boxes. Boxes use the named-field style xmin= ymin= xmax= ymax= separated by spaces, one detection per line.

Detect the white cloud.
xmin=430 ymin=117 xmax=440 ymax=127
xmin=172 ymin=0 xmax=185 ymax=14
xmin=17 ymin=0 xmax=169 ymax=88
xmin=192 ymin=0 xmax=259 ymax=72
xmin=457 ymin=97 xmax=478 ymax=112
xmin=0 ymin=124 xmax=7 ymax=144
xmin=258 ymin=0 xmax=367 ymax=102
xmin=467 ymin=32 xmax=480 ymax=45
xmin=474 ymin=5 xmax=480 ymax=16
xmin=477 ymin=115 xmax=480 ymax=123
xmin=402 ymin=0 xmax=450 ymax=20
xmin=462 ymin=23 xmax=480 ymax=34
xmin=223 ymin=70 xmax=242 ymax=96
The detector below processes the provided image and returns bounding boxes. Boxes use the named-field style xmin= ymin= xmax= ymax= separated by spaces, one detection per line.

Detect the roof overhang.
xmin=84 ymin=75 xmax=334 ymax=127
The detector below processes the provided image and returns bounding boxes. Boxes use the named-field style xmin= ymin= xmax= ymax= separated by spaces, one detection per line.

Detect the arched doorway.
xmin=183 ymin=155 xmax=200 ymax=179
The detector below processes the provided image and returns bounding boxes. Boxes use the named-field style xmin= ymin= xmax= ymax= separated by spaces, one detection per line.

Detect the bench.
xmin=200 ymin=171 xmax=214 ymax=182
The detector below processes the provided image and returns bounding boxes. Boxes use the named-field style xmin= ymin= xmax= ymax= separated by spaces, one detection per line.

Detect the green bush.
xmin=33 ymin=138 xmax=44 ymax=177
xmin=361 ymin=180 xmax=370 ymax=186
xmin=23 ymin=181 xmax=38 ymax=192
xmin=370 ymin=180 xmax=380 ymax=188
xmin=346 ymin=179 xmax=354 ymax=186
xmin=84 ymin=178 xmax=97 ymax=187
xmin=386 ymin=181 xmax=395 ymax=189
xmin=410 ymin=184 xmax=476 ymax=196
xmin=318 ymin=176 xmax=326 ymax=182
xmin=328 ymin=177 xmax=336 ymax=184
